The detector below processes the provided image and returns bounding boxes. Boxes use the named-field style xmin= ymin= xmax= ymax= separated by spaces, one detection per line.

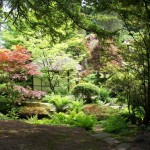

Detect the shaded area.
xmin=129 ymin=131 xmax=150 ymax=150
xmin=0 ymin=120 xmax=112 ymax=150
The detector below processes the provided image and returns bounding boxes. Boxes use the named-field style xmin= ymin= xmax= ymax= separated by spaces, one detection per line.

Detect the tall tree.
xmin=90 ymin=0 xmax=150 ymax=124
xmin=3 ymin=0 xmax=150 ymax=124
xmin=0 ymin=0 xmax=3 ymax=37
xmin=0 ymin=45 xmax=41 ymax=100
xmin=2 ymin=0 xmax=114 ymax=39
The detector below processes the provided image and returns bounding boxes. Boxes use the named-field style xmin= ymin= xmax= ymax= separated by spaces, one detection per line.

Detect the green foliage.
xmin=0 ymin=107 xmax=19 ymax=120
xmin=68 ymin=111 xmax=98 ymax=130
xmin=25 ymin=110 xmax=97 ymax=130
xmin=6 ymin=107 xmax=19 ymax=120
xmin=0 ymin=84 xmax=7 ymax=95
xmin=99 ymin=87 xmax=111 ymax=103
xmin=1 ymin=24 xmax=86 ymax=94
xmin=101 ymin=115 xmax=130 ymax=133
xmin=70 ymin=100 xmax=84 ymax=113
xmin=42 ymin=94 xmax=84 ymax=113
xmin=2 ymin=0 xmax=150 ymax=125
xmin=120 ymin=107 xmax=144 ymax=125
xmin=55 ymin=86 xmax=68 ymax=96
xmin=106 ymin=71 xmax=145 ymax=124
xmin=49 ymin=111 xmax=97 ymax=130
xmin=0 ymin=113 xmax=9 ymax=120
xmin=83 ymin=73 xmax=97 ymax=84
xmin=0 ymin=96 xmax=12 ymax=113
xmin=25 ymin=115 xmax=40 ymax=124
xmin=42 ymin=95 xmax=73 ymax=112
xmin=71 ymin=83 xmax=100 ymax=103
xmin=2 ymin=0 xmax=112 ymax=39
xmin=49 ymin=112 xmax=69 ymax=125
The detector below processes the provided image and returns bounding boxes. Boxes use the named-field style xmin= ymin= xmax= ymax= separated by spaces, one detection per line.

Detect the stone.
xmin=90 ymin=132 xmax=112 ymax=138
xmin=104 ymin=137 xmax=120 ymax=145
xmin=115 ymin=143 xmax=131 ymax=150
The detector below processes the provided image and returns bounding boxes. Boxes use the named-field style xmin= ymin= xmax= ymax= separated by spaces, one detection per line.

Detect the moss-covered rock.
xmin=18 ymin=101 xmax=56 ymax=118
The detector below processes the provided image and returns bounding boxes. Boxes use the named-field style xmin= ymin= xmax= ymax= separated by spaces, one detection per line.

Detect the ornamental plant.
xmin=42 ymin=94 xmax=73 ymax=112
xmin=99 ymin=87 xmax=111 ymax=103
xmin=14 ymin=85 xmax=46 ymax=100
xmin=71 ymin=83 xmax=100 ymax=103
xmin=0 ymin=45 xmax=40 ymax=78
xmin=0 ymin=45 xmax=41 ymax=101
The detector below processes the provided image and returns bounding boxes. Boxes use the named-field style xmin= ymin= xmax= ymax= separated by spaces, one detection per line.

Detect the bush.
xmin=0 ymin=113 xmax=9 ymax=120
xmin=70 ymin=100 xmax=84 ymax=113
xmin=25 ymin=111 xmax=97 ymax=130
xmin=0 ymin=84 xmax=8 ymax=96
xmin=71 ymin=83 xmax=100 ymax=103
xmin=49 ymin=111 xmax=97 ymax=130
xmin=49 ymin=112 xmax=69 ymax=125
xmin=99 ymin=87 xmax=111 ymax=103
xmin=0 ymin=96 xmax=13 ymax=113
xmin=42 ymin=94 xmax=73 ymax=112
xmin=68 ymin=111 xmax=98 ymax=130
xmin=83 ymin=73 xmax=97 ymax=84
xmin=6 ymin=107 xmax=19 ymax=119
xmin=0 ymin=107 xmax=19 ymax=120
xmin=100 ymin=115 xmax=130 ymax=133
xmin=14 ymin=85 xmax=46 ymax=100
xmin=25 ymin=115 xmax=42 ymax=124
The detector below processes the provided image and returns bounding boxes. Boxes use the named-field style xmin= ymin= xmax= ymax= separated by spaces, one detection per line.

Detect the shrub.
xmin=0 ymin=113 xmax=9 ymax=120
xmin=0 ymin=96 xmax=13 ymax=113
xmin=49 ymin=112 xmax=69 ymax=125
xmin=71 ymin=83 xmax=100 ymax=103
xmin=0 ymin=107 xmax=19 ymax=120
xmin=6 ymin=107 xmax=20 ymax=119
xmin=83 ymin=73 xmax=97 ymax=84
xmin=0 ymin=84 xmax=8 ymax=96
xmin=99 ymin=87 xmax=111 ymax=103
xmin=100 ymin=115 xmax=130 ymax=133
xmin=42 ymin=94 xmax=73 ymax=112
xmin=25 ymin=115 xmax=39 ymax=124
xmin=25 ymin=111 xmax=97 ymax=130
xmin=49 ymin=111 xmax=97 ymax=130
xmin=14 ymin=85 xmax=46 ymax=100
xmin=70 ymin=100 xmax=84 ymax=113
xmin=68 ymin=111 xmax=98 ymax=130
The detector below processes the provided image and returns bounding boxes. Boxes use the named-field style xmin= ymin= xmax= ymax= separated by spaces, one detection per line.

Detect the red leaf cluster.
xmin=0 ymin=45 xmax=40 ymax=80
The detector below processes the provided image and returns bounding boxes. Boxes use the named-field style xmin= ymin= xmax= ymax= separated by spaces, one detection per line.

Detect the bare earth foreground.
xmin=0 ymin=120 xmax=150 ymax=150
xmin=0 ymin=120 xmax=112 ymax=150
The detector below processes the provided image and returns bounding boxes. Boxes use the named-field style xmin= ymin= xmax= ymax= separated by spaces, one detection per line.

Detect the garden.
xmin=0 ymin=45 xmax=143 ymax=134
xmin=0 ymin=0 xmax=150 ymax=149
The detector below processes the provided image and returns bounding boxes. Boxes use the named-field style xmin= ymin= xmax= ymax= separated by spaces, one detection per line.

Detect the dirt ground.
xmin=0 ymin=120 xmax=150 ymax=150
xmin=0 ymin=120 xmax=112 ymax=150
xmin=129 ymin=130 xmax=150 ymax=150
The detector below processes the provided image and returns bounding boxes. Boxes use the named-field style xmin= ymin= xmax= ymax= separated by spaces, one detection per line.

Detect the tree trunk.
xmin=143 ymin=82 xmax=150 ymax=125
xmin=143 ymin=45 xmax=150 ymax=125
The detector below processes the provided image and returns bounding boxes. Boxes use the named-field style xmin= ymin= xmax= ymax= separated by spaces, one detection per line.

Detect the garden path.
xmin=90 ymin=125 xmax=150 ymax=150
xmin=0 ymin=120 xmax=150 ymax=150
xmin=90 ymin=130 xmax=131 ymax=150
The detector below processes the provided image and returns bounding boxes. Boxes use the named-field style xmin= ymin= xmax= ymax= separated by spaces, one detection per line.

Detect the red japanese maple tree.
xmin=0 ymin=45 xmax=40 ymax=79
xmin=0 ymin=45 xmax=45 ymax=100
